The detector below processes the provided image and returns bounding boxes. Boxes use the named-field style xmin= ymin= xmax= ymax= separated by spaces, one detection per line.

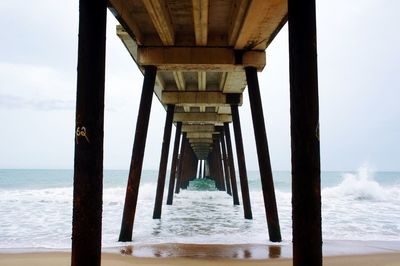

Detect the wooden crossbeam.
xmin=182 ymin=124 xmax=215 ymax=132
xmin=142 ymin=0 xmax=175 ymax=45
xmin=187 ymin=132 xmax=213 ymax=139
xmin=161 ymin=91 xmax=242 ymax=105
xmin=138 ymin=47 xmax=266 ymax=71
xmin=191 ymin=143 xmax=212 ymax=148
xmin=189 ymin=138 xmax=213 ymax=144
xmin=173 ymin=112 xmax=232 ymax=123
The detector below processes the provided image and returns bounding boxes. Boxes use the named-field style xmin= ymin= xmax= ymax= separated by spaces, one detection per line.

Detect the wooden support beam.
xmin=175 ymin=133 xmax=187 ymax=194
xmin=116 ymin=25 xmax=139 ymax=61
xmin=192 ymin=0 xmax=209 ymax=46
xmin=234 ymin=0 xmax=287 ymax=50
xmin=228 ymin=0 xmax=249 ymax=46
xmin=109 ymin=0 xmax=144 ymax=44
xmin=182 ymin=124 xmax=215 ymax=132
xmin=174 ymin=112 xmax=232 ymax=123
xmin=191 ymin=147 xmax=211 ymax=151
xmin=162 ymin=91 xmax=236 ymax=105
xmin=142 ymin=0 xmax=175 ymax=45
xmin=153 ymin=105 xmax=174 ymax=219
xmin=119 ymin=66 xmax=157 ymax=242
xmin=219 ymin=131 xmax=232 ymax=196
xmin=231 ymin=105 xmax=252 ymax=219
xmin=189 ymin=138 xmax=213 ymax=144
xmin=138 ymin=47 xmax=266 ymax=71
xmin=198 ymin=160 xmax=203 ymax=178
xmin=219 ymin=72 xmax=247 ymax=93
xmin=288 ymin=0 xmax=322 ymax=265
xmin=173 ymin=71 xmax=186 ymax=91
xmin=224 ymin=122 xmax=240 ymax=205
xmin=192 ymin=146 xmax=211 ymax=151
xmin=72 ymin=1 xmax=106 ymax=265
xmin=180 ymin=141 xmax=197 ymax=189
xmin=166 ymin=122 xmax=182 ymax=205
xmin=246 ymin=67 xmax=281 ymax=242
xmin=191 ymin=143 xmax=211 ymax=147
xmin=187 ymin=132 xmax=213 ymax=139
xmin=214 ymin=139 xmax=226 ymax=191
xmin=198 ymin=72 xmax=207 ymax=91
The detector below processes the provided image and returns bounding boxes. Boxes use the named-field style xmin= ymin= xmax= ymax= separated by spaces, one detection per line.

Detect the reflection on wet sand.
xmin=119 ymin=243 xmax=286 ymax=260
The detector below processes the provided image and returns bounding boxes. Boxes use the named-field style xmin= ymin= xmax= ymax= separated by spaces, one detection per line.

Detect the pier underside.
xmin=71 ymin=1 xmax=321 ymax=266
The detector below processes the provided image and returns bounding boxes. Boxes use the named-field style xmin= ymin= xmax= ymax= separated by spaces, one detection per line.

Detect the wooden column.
xmin=224 ymin=122 xmax=240 ymax=205
xmin=119 ymin=66 xmax=157 ymax=242
xmin=166 ymin=122 xmax=182 ymax=205
xmin=204 ymin=159 xmax=210 ymax=178
xmin=153 ymin=105 xmax=174 ymax=219
xmin=71 ymin=1 xmax=106 ymax=265
xmin=231 ymin=105 xmax=252 ymax=219
xmin=288 ymin=0 xmax=322 ymax=265
xmin=220 ymin=132 xmax=232 ymax=196
xmin=199 ymin=160 xmax=203 ymax=179
xmin=215 ymin=138 xmax=226 ymax=191
xmin=246 ymin=67 xmax=282 ymax=242
xmin=175 ymin=133 xmax=186 ymax=194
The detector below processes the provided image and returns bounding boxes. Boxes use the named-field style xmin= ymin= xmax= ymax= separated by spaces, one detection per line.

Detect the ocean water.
xmin=0 ymin=166 xmax=399 ymax=250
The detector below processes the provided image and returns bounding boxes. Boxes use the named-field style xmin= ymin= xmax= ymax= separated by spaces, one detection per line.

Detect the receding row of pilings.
xmin=118 ymin=66 xmax=279 ymax=239
xmin=71 ymin=0 xmax=321 ymax=265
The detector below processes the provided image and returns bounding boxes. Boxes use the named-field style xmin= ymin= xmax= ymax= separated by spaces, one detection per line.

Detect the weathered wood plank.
xmin=173 ymin=112 xmax=232 ymax=123
xmin=138 ymin=47 xmax=265 ymax=71
xmin=142 ymin=0 xmax=175 ymax=45
xmin=192 ymin=0 xmax=209 ymax=46
xmin=235 ymin=0 xmax=287 ymax=50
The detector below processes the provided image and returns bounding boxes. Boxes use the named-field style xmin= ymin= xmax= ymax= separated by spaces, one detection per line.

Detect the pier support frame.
xmin=231 ymin=105 xmax=252 ymax=219
xmin=166 ymin=122 xmax=182 ymax=205
xmin=71 ymin=0 xmax=106 ymax=265
xmin=119 ymin=66 xmax=157 ymax=242
xmin=288 ymin=0 xmax=322 ymax=265
xmin=153 ymin=105 xmax=174 ymax=219
xmin=175 ymin=133 xmax=187 ymax=194
xmin=220 ymin=131 xmax=232 ymax=196
xmin=246 ymin=67 xmax=281 ymax=242
xmin=214 ymin=138 xmax=226 ymax=191
xmin=224 ymin=122 xmax=240 ymax=205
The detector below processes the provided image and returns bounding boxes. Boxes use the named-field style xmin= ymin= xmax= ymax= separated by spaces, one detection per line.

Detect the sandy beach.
xmin=1 ymin=242 xmax=400 ymax=266
xmin=1 ymin=252 xmax=400 ymax=266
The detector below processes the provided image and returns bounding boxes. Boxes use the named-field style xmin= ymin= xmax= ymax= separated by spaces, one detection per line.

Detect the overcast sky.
xmin=0 ymin=1 xmax=399 ymax=171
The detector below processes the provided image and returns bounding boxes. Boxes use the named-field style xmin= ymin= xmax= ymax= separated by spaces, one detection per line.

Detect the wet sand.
xmin=1 ymin=241 xmax=400 ymax=266
xmin=0 ymin=252 xmax=400 ymax=266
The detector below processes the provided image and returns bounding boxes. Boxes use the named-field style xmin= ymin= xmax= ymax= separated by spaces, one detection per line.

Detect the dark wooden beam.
xmin=231 ymin=105 xmax=252 ymax=219
xmin=119 ymin=66 xmax=157 ymax=242
xmin=166 ymin=122 xmax=182 ymax=205
xmin=214 ymin=138 xmax=226 ymax=191
xmin=224 ymin=122 xmax=240 ymax=205
xmin=153 ymin=105 xmax=174 ymax=219
xmin=288 ymin=0 xmax=322 ymax=265
xmin=175 ymin=133 xmax=187 ymax=193
xmin=245 ymin=66 xmax=281 ymax=242
xmin=219 ymin=131 xmax=232 ymax=196
xmin=71 ymin=1 xmax=107 ymax=265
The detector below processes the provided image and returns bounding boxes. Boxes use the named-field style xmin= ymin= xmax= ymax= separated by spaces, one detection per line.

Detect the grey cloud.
xmin=0 ymin=94 xmax=74 ymax=111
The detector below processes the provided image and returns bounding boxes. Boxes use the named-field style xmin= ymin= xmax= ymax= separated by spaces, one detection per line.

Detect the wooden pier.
xmin=71 ymin=0 xmax=321 ymax=265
